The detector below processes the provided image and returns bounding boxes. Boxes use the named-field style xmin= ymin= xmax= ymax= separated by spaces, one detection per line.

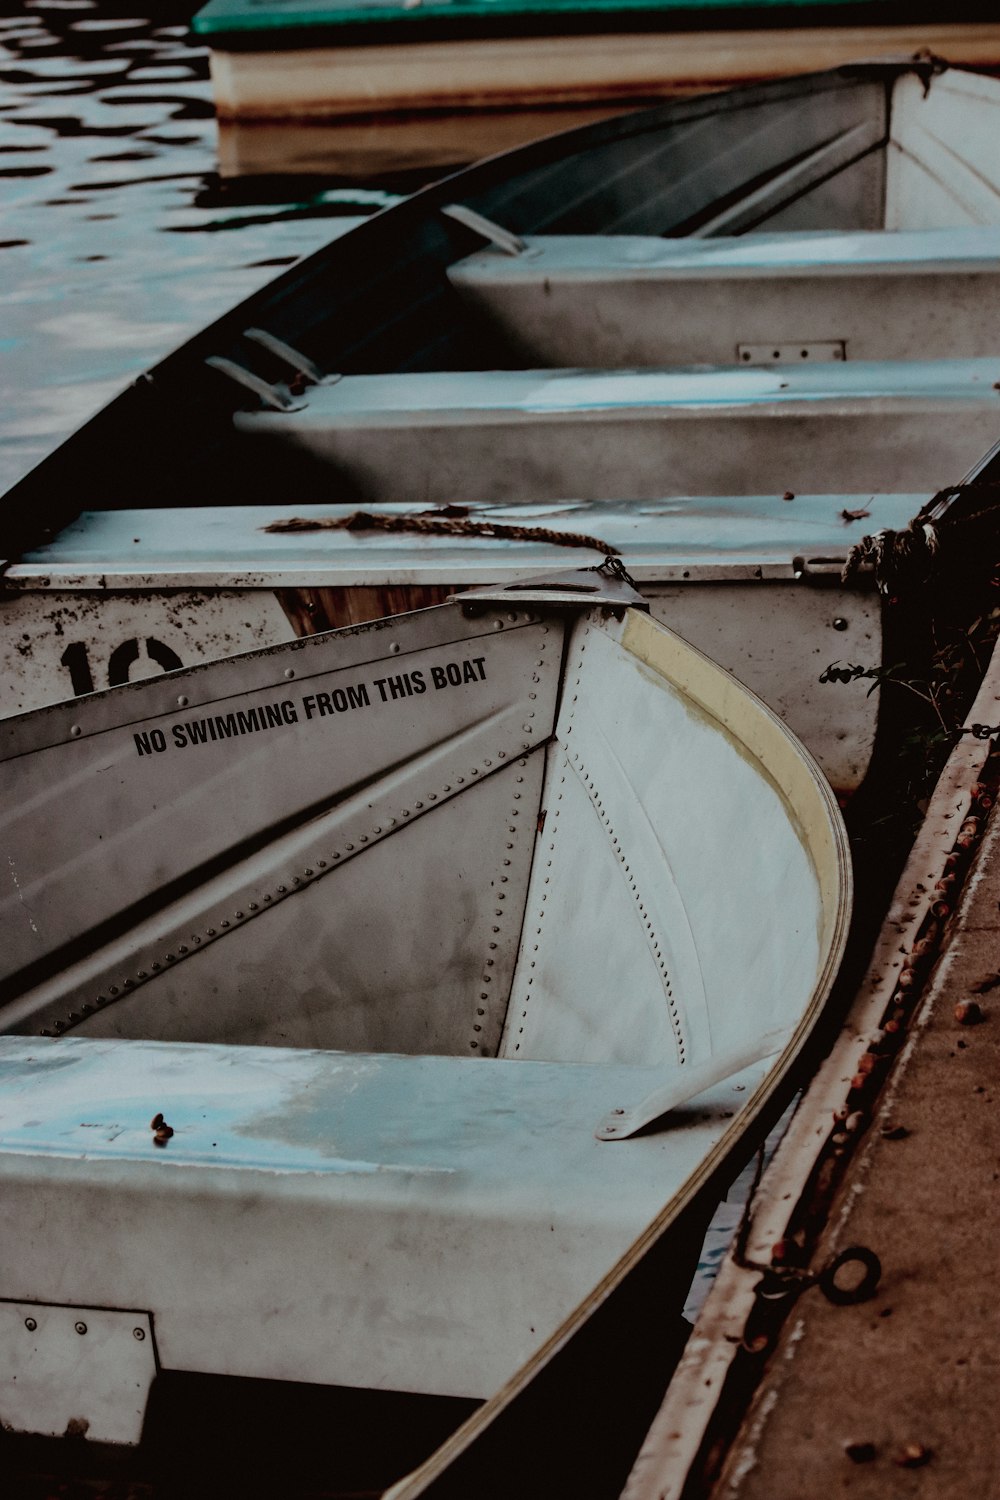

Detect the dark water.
xmin=0 ymin=0 xmax=399 ymax=494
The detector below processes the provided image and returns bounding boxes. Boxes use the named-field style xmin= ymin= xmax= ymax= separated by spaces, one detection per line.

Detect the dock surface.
xmin=711 ymin=809 xmax=1000 ymax=1496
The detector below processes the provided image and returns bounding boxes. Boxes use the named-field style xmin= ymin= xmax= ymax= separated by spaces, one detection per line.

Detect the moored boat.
xmin=6 ymin=59 xmax=1000 ymax=800
xmin=0 ymin=491 xmax=929 ymax=797
xmin=0 ymin=567 xmax=851 ymax=1485
xmin=190 ymin=0 xmax=1000 ymax=176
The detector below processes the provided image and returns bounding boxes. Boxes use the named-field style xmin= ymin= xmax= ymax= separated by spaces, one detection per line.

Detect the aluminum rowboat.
xmin=6 ymin=61 xmax=1000 ymax=801
xmin=0 ymin=568 xmax=851 ymax=1483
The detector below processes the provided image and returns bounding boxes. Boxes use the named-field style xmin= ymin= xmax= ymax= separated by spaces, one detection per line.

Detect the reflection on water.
xmin=0 ymin=0 xmax=397 ymax=494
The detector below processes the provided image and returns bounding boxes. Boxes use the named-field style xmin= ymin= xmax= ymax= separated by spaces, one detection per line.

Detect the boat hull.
xmin=0 ymin=591 xmax=850 ymax=1455
xmin=203 ymin=20 xmax=1000 ymax=132
xmin=0 ymin=494 xmax=924 ymax=794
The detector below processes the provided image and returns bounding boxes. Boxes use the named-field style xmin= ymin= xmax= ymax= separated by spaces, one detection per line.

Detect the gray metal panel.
xmin=0 ymin=1034 xmax=769 ymax=1399
xmin=0 ymin=603 xmax=563 ymax=1041
xmin=645 ymin=581 xmax=882 ymax=795
xmin=887 ymin=70 xmax=1000 ymax=229
xmin=474 ymin=75 xmax=888 ymax=236
xmin=690 ymin=121 xmax=885 ymax=237
xmin=504 ymin=613 xmax=823 ymax=1083
xmin=0 ymin=588 xmax=294 ymax=718
xmin=235 ymin=360 xmax=1000 ymax=502
xmin=7 ymin=494 xmax=927 ymax=586
xmin=69 ymin=753 xmax=543 ymax=1055
xmin=0 ymin=1302 xmax=157 ymax=1445
xmin=747 ymin=149 xmax=885 ymax=234
xmin=448 ymin=228 xmax=1000 ymax=367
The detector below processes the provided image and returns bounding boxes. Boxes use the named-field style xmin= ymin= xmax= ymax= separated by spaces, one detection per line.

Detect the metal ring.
xmin=819 ymin=1246 xmax=882 ymax=1306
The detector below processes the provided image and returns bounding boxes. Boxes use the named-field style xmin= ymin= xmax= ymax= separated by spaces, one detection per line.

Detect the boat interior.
xmin=234 ymin=358 xmax=1000 ymax=502
xmin=218 ymin=67 xmax=1000 ymax=505
xmin=2 ymin=487 xmax=919 ymax=798
xmin=7 ymin=62 xmax=1000 ymax=803
xmin=7 ymin=59 xmax=1000 ymax=531
xmin=0 ymin=58 xmax=991 ymax=1485
xmin=0 ymin=593 xmax=849 ymax=1409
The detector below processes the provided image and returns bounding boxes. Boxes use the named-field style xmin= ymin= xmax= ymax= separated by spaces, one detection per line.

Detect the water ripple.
xmin=0 ymin=1 xmax=386 ymax=493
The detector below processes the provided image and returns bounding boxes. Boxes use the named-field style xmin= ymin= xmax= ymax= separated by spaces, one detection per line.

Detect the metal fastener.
xmin=75 ymin=1321 xmax=87 ymax=1336
xmin=895 ymin=1443 xmax=932 ymax=1469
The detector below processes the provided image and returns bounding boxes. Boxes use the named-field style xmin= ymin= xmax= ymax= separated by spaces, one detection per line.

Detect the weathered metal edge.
xmin=619 ymin=634 xmax=1000 ymax=1500
xmin=380 ymin=601 xmax=852 ymax=1499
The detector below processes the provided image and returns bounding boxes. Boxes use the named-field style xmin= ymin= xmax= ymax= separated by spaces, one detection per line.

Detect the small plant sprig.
xmin=821 ymin=605 xmax=1000 ymax=738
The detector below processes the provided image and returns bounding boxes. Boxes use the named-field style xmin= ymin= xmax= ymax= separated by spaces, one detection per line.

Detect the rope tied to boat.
xmin=842 ymin=519 xmax=940 ymax=595
xmin=843 ymin=482 xmax=1000 ymax=594
xmin=262 ymin=509 xmax=618 ymax=556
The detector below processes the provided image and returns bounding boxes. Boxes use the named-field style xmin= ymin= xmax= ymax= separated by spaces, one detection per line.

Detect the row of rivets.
xmin=49 ymin=618 xmax=556 ymax=1036
xmin=469 ymin=757 xmax=531 ymax=1053
xmin=567 ymin=738 xmax=685 ymax=1064
xmin=508 ymin=633 xmax=579 ymax=1052
xmin=43 ymin=732 xmax=530 ymax=1035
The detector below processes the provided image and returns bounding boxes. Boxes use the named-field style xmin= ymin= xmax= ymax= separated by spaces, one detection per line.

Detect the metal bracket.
xmin=244 ymin=327 xmax=334 ymax=387
xmin=738 ymin=341 xmax=845 ymax=365
xmin=0 ymin=1301 xmax=157 ymax=1445
xmin=793 ymin=554 xmax=852 ymax=585
xmin=205 ymin=355 xmax=305 ymax=412
xmin=441 ymin=203 xmax=527 ymax=257
xmin=453 ymin=557 xmax=649 ymax=613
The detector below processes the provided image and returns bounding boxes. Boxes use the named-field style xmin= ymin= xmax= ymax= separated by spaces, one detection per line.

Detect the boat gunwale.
xmin=381 ymin=603 xmax=852 ymax=1496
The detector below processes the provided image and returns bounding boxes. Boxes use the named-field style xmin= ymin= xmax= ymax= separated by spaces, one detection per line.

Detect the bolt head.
xmin=895 ymin=1443 xmax=932 ymax=1469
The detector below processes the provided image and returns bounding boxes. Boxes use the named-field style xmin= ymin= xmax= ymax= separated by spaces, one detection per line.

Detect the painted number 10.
xmin=60 ymin=637 xmax=184 ymax=697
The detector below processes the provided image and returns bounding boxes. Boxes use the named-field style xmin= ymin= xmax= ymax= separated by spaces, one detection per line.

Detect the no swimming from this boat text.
xmin=130 ymin=655 xmax=488 ymax=758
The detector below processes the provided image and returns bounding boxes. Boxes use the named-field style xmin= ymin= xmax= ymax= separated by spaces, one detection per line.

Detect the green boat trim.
xmin=192 ymin=0 xmax=981 ymax=43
